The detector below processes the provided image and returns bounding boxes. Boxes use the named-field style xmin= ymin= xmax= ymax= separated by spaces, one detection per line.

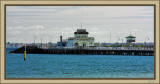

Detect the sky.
xmin=6 ymin=6 xmax=154 ymax=43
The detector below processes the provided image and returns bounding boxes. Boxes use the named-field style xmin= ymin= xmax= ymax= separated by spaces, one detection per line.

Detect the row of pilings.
xmin=42 ymin=49 xmax=154 ymax=56
xmin=9 ymin=46 xmax=154 ymax=56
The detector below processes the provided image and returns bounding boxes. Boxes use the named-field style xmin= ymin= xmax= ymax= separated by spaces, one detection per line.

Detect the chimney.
xmin=60 ymin=36 xmax=62 ymax=42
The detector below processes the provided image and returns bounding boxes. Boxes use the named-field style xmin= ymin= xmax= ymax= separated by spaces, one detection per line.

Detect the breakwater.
xmin=9 ymin=46 xmax=154 ymax=56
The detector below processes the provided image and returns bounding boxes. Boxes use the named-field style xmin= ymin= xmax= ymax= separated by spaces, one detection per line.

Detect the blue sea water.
xmin=6 ymin=47 xmax=154 ymax=78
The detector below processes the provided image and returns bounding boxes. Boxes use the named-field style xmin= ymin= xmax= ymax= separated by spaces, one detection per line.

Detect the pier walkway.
xmin=10 ymin=46 xmax=154 ymax=56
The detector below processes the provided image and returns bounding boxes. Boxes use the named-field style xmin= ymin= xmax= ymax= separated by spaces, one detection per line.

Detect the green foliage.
xmin=100 ymin=43 xmax=145 ymax=48
xmin=132 ymin=44 xmax=143 ymax=47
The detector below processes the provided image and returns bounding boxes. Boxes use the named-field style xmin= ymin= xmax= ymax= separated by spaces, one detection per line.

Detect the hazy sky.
xmin=6 ymin=6 xmax=154 ymax=43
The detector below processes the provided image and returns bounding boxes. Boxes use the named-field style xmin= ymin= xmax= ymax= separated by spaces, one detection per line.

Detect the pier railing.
xmin=10 ymin=46 xmax=154 ymax=56
xmin=39 ymin=46 xmax=154 ymax=51
xmin=86 ymin=47 xmax=154 ymax=50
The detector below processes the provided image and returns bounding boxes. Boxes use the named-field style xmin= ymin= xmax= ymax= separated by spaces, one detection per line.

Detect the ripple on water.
xmin=6 ymin=48 xmax=154 ymax=78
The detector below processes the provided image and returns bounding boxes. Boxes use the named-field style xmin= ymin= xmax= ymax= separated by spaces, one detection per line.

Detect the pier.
xmin=9 ymin=46 xmax=154 ymax=56
xmin=8 ymin=28 xmax=154 ymax=56
xmin=42 ymin=49 xmax=153 ymax=56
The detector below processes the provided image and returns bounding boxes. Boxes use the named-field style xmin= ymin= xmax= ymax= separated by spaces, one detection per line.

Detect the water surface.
xmin=6 ymin=47 xmax=154 ymax=78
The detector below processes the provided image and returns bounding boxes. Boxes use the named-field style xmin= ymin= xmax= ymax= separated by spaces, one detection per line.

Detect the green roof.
xmin=125 ymin=35 xmax=136 ymax=38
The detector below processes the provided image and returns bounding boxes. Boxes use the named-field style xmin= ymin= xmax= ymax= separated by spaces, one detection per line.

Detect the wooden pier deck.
xmin=9 ymin=46 xmax=154 ymax=56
